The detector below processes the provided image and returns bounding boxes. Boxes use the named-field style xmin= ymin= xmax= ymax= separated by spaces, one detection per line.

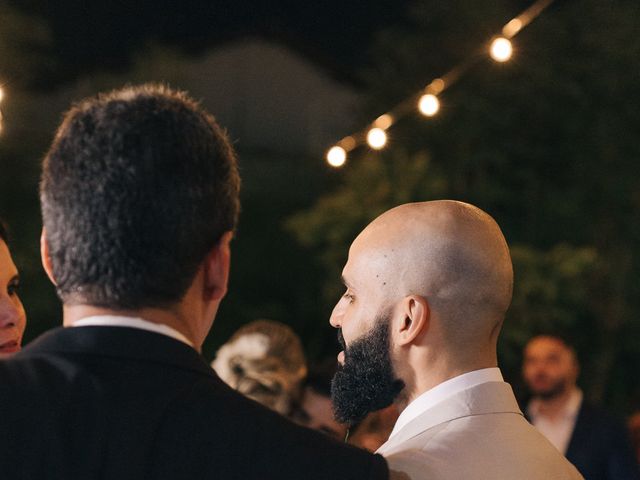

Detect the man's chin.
xmin=532 ymin=385 xmax=567 ymax=400
xmin=331 ymin=332 xmax=404 ymax=424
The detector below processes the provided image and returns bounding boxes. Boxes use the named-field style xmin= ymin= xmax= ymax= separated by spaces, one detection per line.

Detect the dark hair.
xmin=40 ymin=84 xmax=240 ymax=309
xmin=528 ymin=333 xmax=579 ymax=361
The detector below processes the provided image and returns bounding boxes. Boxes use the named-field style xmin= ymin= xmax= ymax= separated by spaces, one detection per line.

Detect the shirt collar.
xmin=389 ymin=367 xmax=504 ymax=439
xmin=71 ymin=315 xmax=194 ymax=348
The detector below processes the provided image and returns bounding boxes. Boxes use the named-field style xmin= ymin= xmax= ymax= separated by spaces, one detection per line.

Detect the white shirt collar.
xmin=389 ymin=367 xmax=504 ymax=439
xmin=71 ymin=315 xmax=194 ymax=348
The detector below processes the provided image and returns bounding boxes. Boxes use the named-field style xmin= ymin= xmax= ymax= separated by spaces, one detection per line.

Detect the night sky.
xmin=14 ymin=0 xmax=412 ymax=87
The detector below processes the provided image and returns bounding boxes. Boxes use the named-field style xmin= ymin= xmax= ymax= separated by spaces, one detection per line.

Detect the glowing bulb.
xmin=503 ymin=18 xmax=523 ymax=38
xmin=367 ymin=128 xmax=387 ymax=150
xmin=418 ymin=94 xmax=440 ymax=117
xmin=429 ymin=78 xmax=445 ymax=95
xmin=326 ymin=146 xmax=347 ymax=168
xmin=342 ymin=136 xmax=356 ymax=151
xmin=374 ymin=114 xmax=393 ymax=130
xmin=0 ymin=88 xmax=4 ymax=103
xmin=490 ymin=37 xmax=513 ymax=62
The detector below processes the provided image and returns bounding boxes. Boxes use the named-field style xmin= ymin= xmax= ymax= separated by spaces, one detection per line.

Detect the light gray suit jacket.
xmin=378 ymin=382 xmax=584 ymax=479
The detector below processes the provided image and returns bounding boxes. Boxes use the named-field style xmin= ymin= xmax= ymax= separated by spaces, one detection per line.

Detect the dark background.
xmin=1 ymin=0 xmax=639 ymax=414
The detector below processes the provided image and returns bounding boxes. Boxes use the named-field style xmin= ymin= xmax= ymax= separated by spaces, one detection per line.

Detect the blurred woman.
xmin=0 ymin=220 xmax=26 ymax=356
xmin=212 ymin=319 xmax=307 ymax=417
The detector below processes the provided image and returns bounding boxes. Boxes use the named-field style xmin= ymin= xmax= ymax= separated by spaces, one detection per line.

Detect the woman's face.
xmin=0 ymin=239 xmax=26 ymax=356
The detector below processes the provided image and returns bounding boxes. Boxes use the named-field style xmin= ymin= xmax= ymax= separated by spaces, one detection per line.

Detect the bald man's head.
xmin=329 ymin=201 xmax=513 ymax=420
xmin=364 ymin=201 xmax=510 ymax=336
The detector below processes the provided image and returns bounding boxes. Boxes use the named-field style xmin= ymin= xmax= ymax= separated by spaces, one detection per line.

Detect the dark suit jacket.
xmin=0 ymin=326 xmax=389 ymax=480
xmin=526 ymin=399 xmax=639 ymax=480
xmin=565 ymin=401 xmax=639 ymax=480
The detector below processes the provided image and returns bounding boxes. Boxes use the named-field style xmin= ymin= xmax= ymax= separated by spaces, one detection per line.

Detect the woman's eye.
xmin=7 ymin=280 xmax=20 ymax=296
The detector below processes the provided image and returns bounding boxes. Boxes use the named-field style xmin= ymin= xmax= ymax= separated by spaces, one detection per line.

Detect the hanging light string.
xmin=326 ymin=0 xmax=557 ymax=168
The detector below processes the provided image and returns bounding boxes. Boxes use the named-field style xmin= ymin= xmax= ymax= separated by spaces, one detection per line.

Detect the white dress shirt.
xmin=387 ymin=367 xmax=505 ymax=441
xmin=527 ymin=387 xmax=582 ymax=454
xmin=71 ymin=315 xmax=194 ymax=348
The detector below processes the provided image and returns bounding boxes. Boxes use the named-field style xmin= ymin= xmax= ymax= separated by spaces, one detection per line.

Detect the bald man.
xmin=329 ymin=200 xmax=583 ymax=479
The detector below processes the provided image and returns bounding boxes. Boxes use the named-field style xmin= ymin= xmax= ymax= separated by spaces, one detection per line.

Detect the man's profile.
xmin=329 ymin=200 xmax=583 ymax=479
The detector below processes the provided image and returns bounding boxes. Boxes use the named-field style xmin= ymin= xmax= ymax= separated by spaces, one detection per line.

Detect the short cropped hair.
xmin=527 ymin=333 xmax=579 ymax=363
xmin=40 ymin=84 xmax=240 ymax=309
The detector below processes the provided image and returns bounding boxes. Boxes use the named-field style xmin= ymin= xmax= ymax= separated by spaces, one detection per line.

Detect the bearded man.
xmin=523 ymin=335 xmax=639 ymax=480
xmin=329 ymin=200 xmax=584 ymax=480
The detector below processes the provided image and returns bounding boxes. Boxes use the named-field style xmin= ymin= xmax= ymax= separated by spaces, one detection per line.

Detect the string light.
xmin=374 ymin=114 xmax=394 ymax=130
xmin=367 ymin=128 xmax=387 ymax=150
xmin=325 ymin=0 xmax=556 ymax=167
xmin=342 ymin=136 xmax=357 ymax=151
xmin=0 ymin=88 xmax=4 ymax=103
xmin=490 ymin=37 xmax=513 ymax=62
xmin=418 ymin=94 xmax=440 ymax=117
xmin=503 ymin=18 xmax=523 ymax=38
xmin=326 ymin=146 xmax=347 ymax=168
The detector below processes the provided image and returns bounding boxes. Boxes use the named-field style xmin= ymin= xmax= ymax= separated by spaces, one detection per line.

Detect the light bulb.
xmin=366 ymin=128 xmax=387 ymax=150
xmin=326 ymin=146 xmax=347 ymax=167
xmin=490 ymin=37 xmax=513 ymax=62
xmin=418 ymin=94 xmax=440 ymax=117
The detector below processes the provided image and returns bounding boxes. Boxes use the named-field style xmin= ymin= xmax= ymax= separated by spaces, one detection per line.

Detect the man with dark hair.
xmin=523 ymin=334 xmax=640 ymax=480
xmin=0 ymin=84 xmax=389 ymax=480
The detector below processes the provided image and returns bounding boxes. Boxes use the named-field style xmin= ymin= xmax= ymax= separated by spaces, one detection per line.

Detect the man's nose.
xmin=329 ymin=300 xmax=344 ymax=329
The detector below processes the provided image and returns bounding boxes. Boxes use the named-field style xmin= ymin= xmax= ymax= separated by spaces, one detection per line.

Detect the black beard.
xmin=331 ymin=318 xmax=405 ymax=426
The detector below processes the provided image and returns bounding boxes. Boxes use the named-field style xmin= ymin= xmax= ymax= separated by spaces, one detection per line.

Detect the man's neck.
xmin=534 ymin=386 xmax=577 ymax=420
xmin=398 ymin=356 xmax=498 ymax=412
xmin=63 ymin=304 xmax=200 ymax=351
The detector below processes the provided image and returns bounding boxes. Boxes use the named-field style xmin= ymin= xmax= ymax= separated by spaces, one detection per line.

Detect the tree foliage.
xmin=288 ymin=0 xmax=640 ymax=410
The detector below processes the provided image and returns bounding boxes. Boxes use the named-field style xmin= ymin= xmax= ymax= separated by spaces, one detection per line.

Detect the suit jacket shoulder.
xmin=379 ymin=382 xmax=583 ymax=480
xmin=0 ymin=326 xmax=388 ymax=480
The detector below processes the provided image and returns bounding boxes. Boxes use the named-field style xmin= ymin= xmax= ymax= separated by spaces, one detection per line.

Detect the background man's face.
xmin=522 ymin=336 xmax=578 ymax=399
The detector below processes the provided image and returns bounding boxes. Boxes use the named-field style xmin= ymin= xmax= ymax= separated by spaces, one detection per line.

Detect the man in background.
xmin=0 ymin=84 xmax=389 ymax=480
xmin=523 ymin=335 xmax=639 ymax=480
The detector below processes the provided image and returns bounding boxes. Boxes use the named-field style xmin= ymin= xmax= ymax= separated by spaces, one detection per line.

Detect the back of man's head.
xmin=40 ymin=84 xmax=240 ymax=309
xmin=356 ymin=201 xmax=513 ymax=347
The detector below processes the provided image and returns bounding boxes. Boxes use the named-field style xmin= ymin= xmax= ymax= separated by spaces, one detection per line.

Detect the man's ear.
xmin=393 ymin=295 xmax=430 ymax=346
xmin=40 ymin=228 xmax=57 ymax=286
xmin=203 ymin=231 xmax=233 ymax=301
